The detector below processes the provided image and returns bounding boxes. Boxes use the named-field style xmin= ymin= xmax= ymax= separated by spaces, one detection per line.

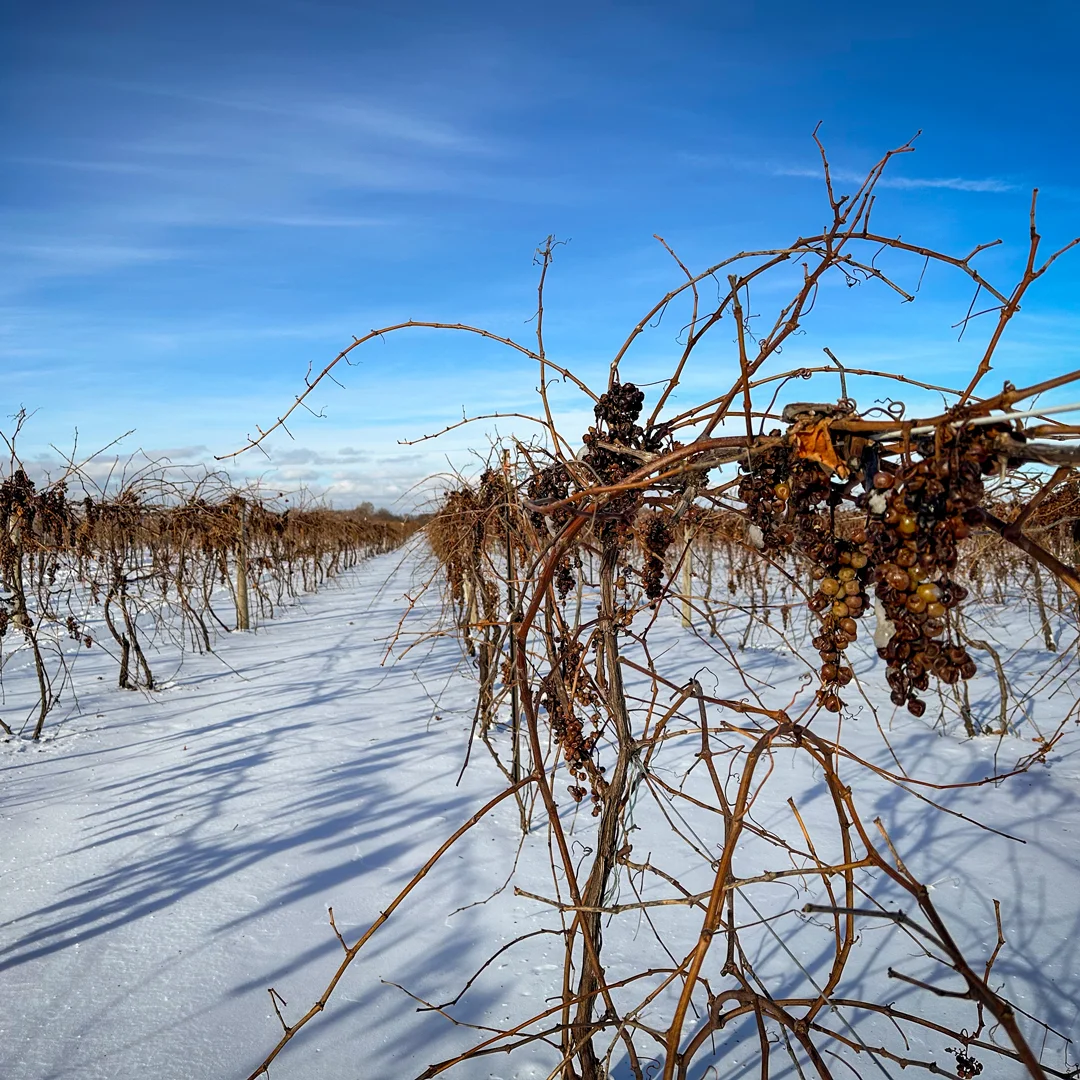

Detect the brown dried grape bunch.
xmin=594 ymin=381 xmax=646 ymax=441
xmin=526 ymin=462 xmax=573 ymax=532
xmin=949 ymin=1049 xmax=983 ymax=1079
xmin=539 ymin=641 xmax=607 ymax=814
xmin=805 ymin=527 xmax=872 ymax=712
xmin=554 ymin=554 xmax=577 ymax=599
xmin=740 ymin=451 xmax=867 ymax=712
xmin=581 ymin=381 xmax=650 ymax=542
xmin=737 ymin=446 xmax=796 ymax=552
xmin=771 ymin=457 xmax=869 ymax=713
xmin=785 ymin=455 xmax=835 ymax=556
xmin=36 ymin=480 xmax=73 ymax=548
xmin=0 ymin=468 xmax=37 ymax=527
xmin=787 ymin=455 xmax=834 ymax=513
xmin=865 ymin=429 xmax=1000 ymax=715
xmin=637 ymin=511 xmax=674 ymax=601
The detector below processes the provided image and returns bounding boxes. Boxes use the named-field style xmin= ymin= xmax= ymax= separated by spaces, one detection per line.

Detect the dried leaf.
xmin=793 ymin=418 xmax=848 ymax=478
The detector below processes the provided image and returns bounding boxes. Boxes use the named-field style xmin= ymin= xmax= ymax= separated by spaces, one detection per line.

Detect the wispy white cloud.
xmin=1 ymin=77 xmax=502 ymax=284
xmin=6 ymin=155 xmax=168 ymax=176
xmin=294 ymin=97 xmax=485 ymax=153
xmin=877 ymin=175 xmax=1013 ymax=193
xmin=772 ymin=165 xmax=1014 ymax=193
xmin=0 ymin=237 xmax=180 ymax=290
xmin=683 ymin=152 xmax=1016 ymax=194
xmin=99 ymin=79 xmax=489 ymax=153
xmin=253 ymin=215 xmax=390 ymax=228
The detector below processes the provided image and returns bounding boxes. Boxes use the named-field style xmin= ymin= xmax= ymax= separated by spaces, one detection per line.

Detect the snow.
xmin=2 ymin=549 xmax=1079 ymax=1080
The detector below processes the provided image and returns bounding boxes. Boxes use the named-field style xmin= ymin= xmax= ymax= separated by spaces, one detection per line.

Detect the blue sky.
xmin=3 ymin=0 xmax=1079 ymax=507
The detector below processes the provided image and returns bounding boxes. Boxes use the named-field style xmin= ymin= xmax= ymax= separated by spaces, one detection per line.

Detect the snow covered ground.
xmin=2 ymin=549 xmax=1079 ymax=1080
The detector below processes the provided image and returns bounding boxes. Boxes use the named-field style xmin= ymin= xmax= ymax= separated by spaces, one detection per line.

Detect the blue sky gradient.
xmin=3 ymin=1 xmax=1079 ymax=505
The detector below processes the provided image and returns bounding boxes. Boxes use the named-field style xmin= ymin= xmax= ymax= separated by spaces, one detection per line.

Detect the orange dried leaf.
xmin=793 ymin=419 xmax=848 ymax=478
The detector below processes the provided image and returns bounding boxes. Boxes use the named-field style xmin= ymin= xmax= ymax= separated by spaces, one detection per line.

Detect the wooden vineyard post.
xmin=504 ymin=450 xmax=522 ymax=785
xmin=236 ymin=498 xmax=250 ymax=631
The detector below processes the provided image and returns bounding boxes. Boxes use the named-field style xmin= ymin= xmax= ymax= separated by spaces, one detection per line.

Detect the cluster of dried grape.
xmin=527 ymin=382 xmax=657 ymax=544
xmin=553 ymin=553 xmax=577 ymax=599
xmin=1 ymin=469 xmax=74 ymax=604
xmin=526 ymin=461 xmax=573 ymax=533
xmin=539 ymin=639 xmax=607 ymax=814
xmin=581 ymin=381 xmax=651 ymax=542
xmin=736 ymin=446 xmax=797 ymax=552
xmin=737 ymin=424 xmax=1006 ymax=716
xmin=949 ymin=1049 xmax=984 ymax=1079
xmin=638 ymin=512 xmax=674 ymax=600
xmin=788 ymin=462 xmax=872 ymax=712
xmin=862 ymin=433 xmax=998 ymax=715
xmin=64 ymin=614 xmax=93 ymax=649
xmin=739 ymin=454 xmax=871 ymax=711
xmin=806 ymin=532 xmax=871 ymax=712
